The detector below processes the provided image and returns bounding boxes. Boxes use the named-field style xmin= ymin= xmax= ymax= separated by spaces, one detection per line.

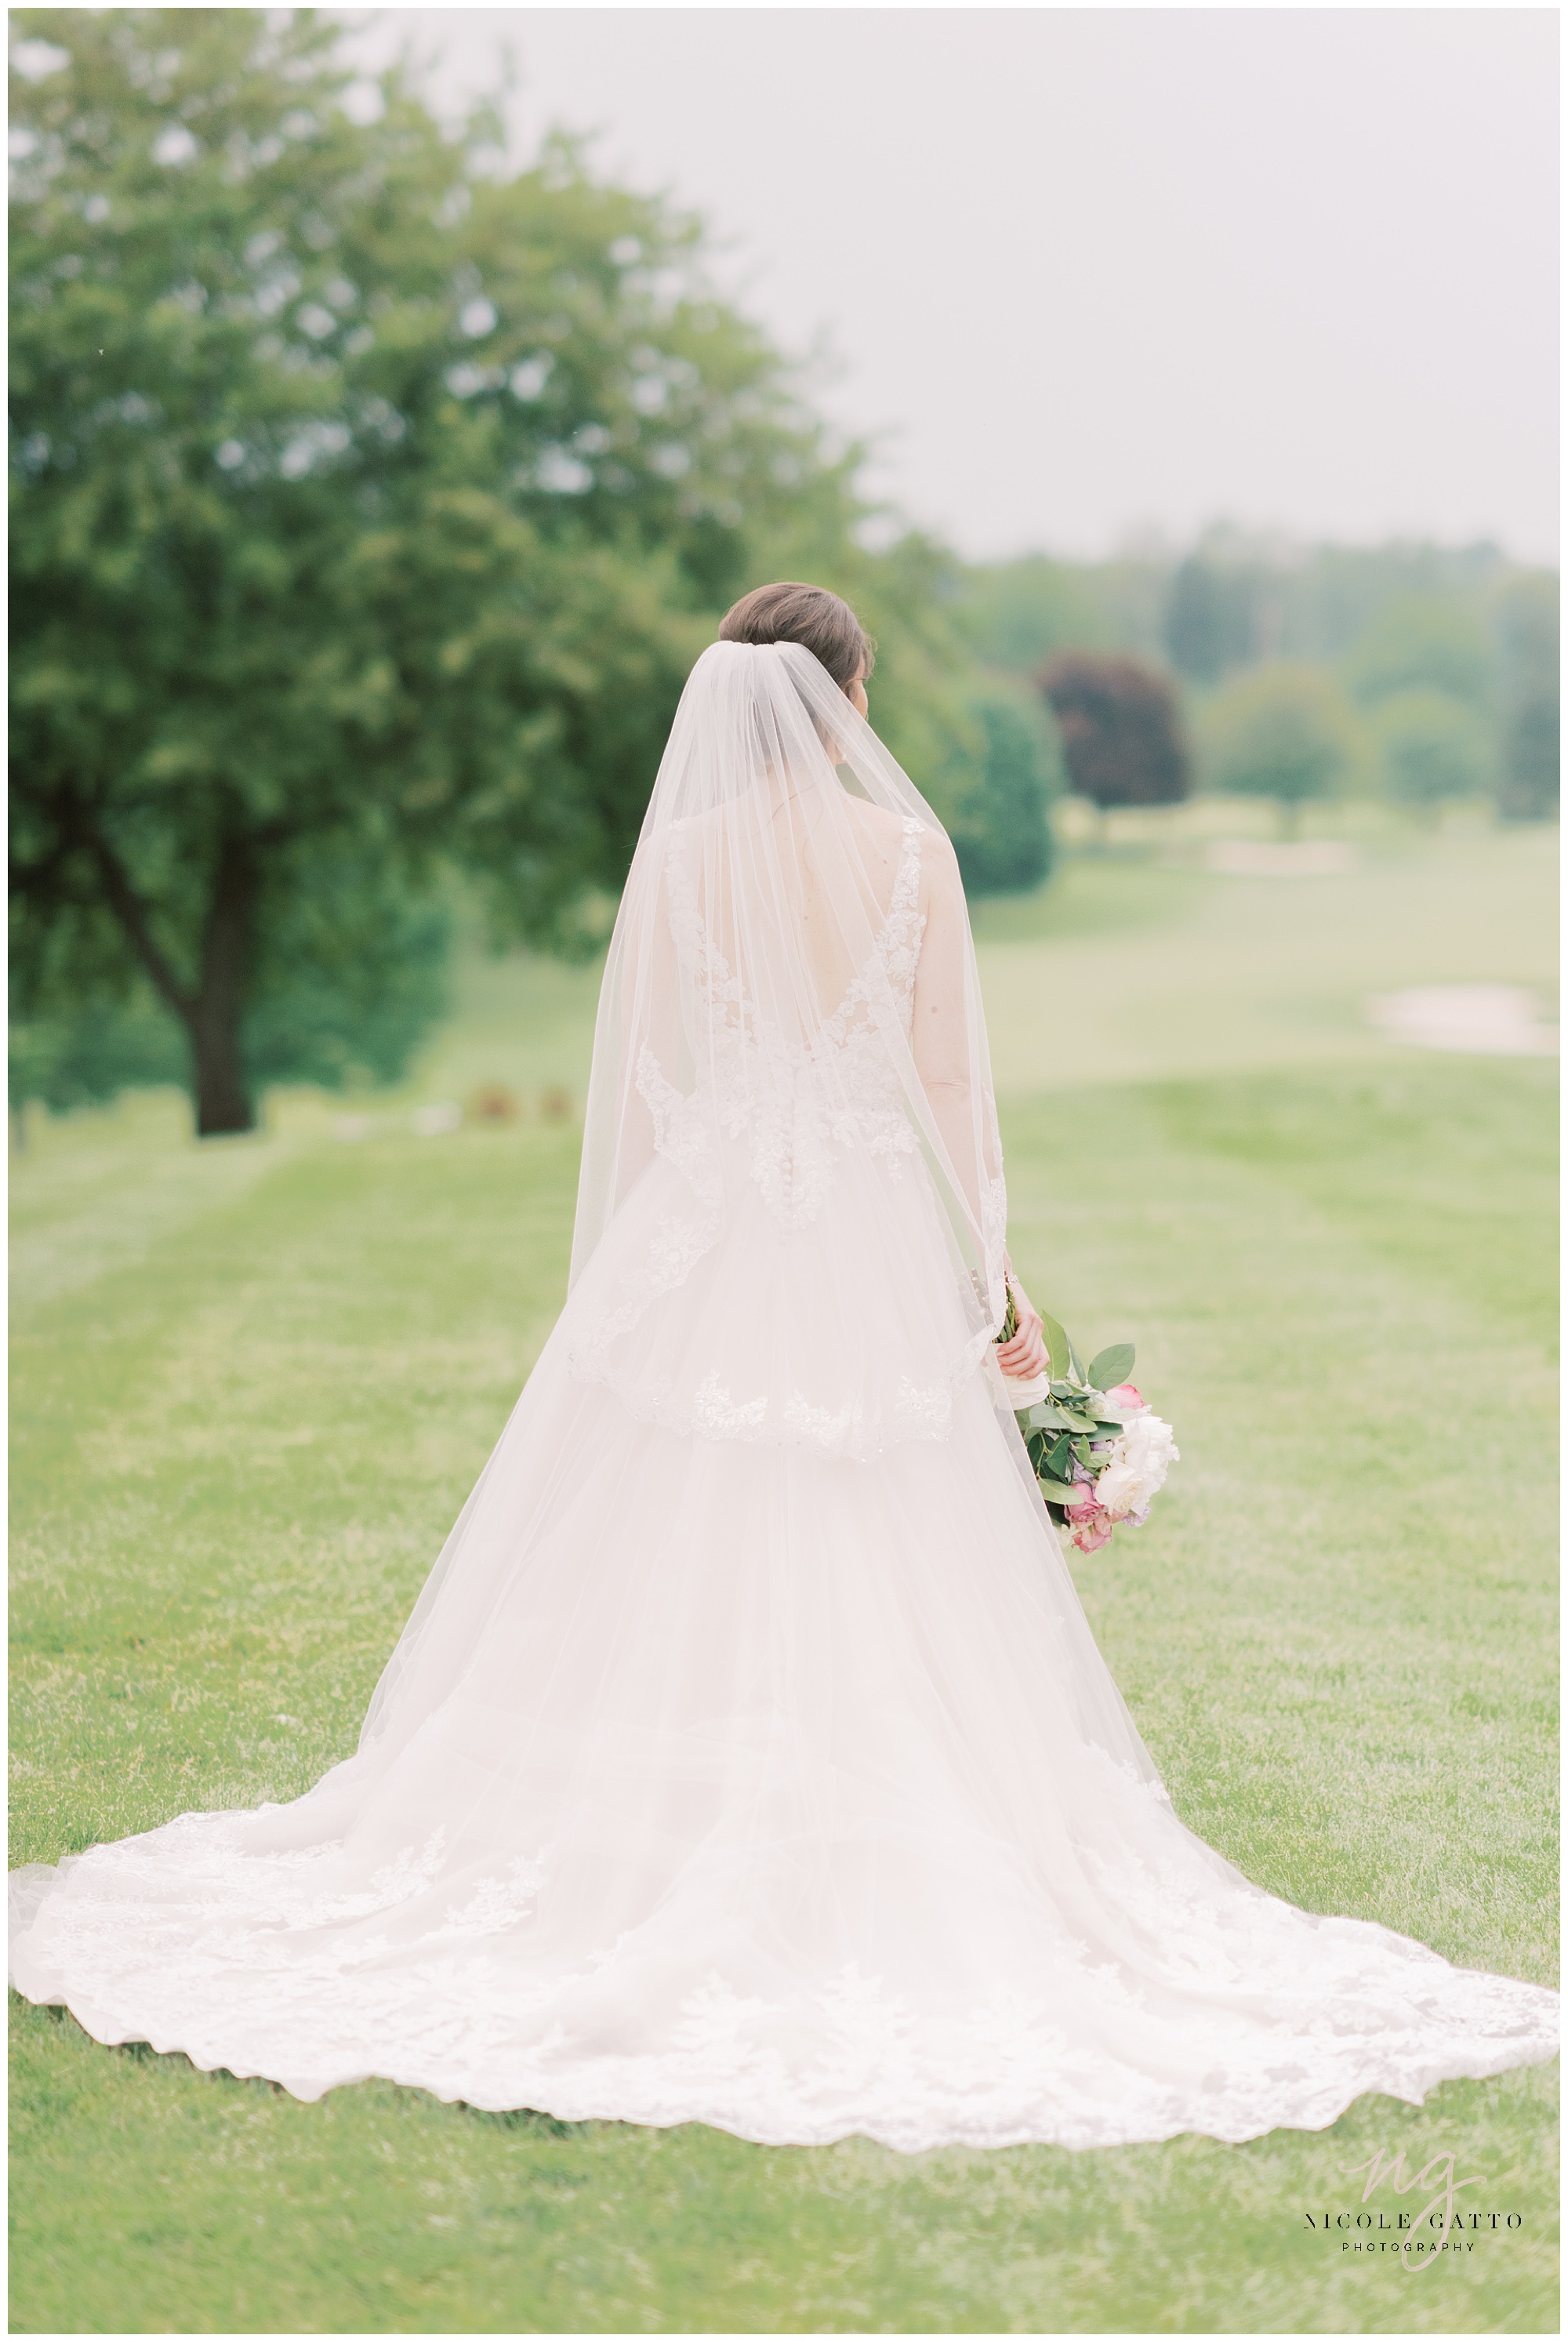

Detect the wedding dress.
xmin=10 ymin=643 xmax=1557 ymax=2151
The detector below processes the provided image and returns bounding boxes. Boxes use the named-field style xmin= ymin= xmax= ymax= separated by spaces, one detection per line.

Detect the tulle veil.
xmin=572 ymin=637 xmax=1007 ymax=1329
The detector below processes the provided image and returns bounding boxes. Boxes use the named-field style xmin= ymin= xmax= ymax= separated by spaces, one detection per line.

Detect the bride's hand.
xmin=996 ymin=1270 xmax=1049 ymax=1381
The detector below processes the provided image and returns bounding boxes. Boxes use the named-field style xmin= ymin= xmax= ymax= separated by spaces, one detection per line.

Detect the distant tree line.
xmin=960 ymin=532 xmax=1558 ymax=832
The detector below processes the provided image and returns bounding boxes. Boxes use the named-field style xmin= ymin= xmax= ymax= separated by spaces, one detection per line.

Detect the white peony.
xmin=1092 ymin=1411 xmax=1178 ymax=1521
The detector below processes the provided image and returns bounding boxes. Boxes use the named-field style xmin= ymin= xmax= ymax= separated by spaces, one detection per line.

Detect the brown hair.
xmin=718 ymin=582 xmax=876 ymax=688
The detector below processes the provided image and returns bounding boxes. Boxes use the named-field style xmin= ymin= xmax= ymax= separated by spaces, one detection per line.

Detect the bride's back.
xmin=571 ymin=623 xmax=1007 ymax=1379
xmin=674 ymin=782 xmax=916 ymax=1051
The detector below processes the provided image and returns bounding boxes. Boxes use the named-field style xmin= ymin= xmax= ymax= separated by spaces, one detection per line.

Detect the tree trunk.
xmin=70 ymin=793 xmax=265 ymax=1138
xmin=191 ymin=1018 xmax=255 ymax=1137
xmin=190 ymin=832 xmax=260 ymax=1137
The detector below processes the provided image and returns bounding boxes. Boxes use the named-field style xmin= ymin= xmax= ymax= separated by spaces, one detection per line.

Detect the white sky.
xmin=340 ymin=7 xmax=1559 ymax=564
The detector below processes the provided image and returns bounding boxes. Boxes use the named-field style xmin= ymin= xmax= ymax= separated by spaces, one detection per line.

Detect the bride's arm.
xmin=909 ymin=837 xmax=1047 ymax=1378
xmin=909 ymin=834 xmax=982 ymax=1212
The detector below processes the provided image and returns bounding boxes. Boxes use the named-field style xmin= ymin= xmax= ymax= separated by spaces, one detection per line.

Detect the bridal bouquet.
xmin=994 ymin=1292 xmax=1178 ymax=1553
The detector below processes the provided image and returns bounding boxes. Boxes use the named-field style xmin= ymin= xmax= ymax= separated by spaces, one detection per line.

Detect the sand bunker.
xmin=1207 ymin=841 xmax=1359 ymax=877
xmin=1365 ymin=986 xmax=1559 ymax=1055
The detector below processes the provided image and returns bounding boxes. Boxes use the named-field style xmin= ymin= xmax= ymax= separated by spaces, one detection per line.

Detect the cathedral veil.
xmin=569 ymin=638 xmax=1008 ymax=1349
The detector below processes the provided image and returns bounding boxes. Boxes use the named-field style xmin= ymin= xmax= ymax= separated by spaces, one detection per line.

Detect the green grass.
xmin=10 ymin=826 xmax=1559 ymax=2333
xmin=973 ymin=821 xmax=1557 ymax=1091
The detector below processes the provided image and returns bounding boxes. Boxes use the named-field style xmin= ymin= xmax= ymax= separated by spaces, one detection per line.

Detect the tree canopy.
xmin=947 ymin=684 xmax=1060 ymax=898
xmin=1201 ymin=663 xmax=1361 ymax=830
xmin=13 ymin=8 xmax=978 ymax=1132
xmin=1038 ymin=653 xmax=1191 ymax=812
xmin=1342 ymin=594 xmax=1494 ymax=710
xmin=1371 ymin=690 xmax=1490 ymax=815
xmin=1492 ymin=572 xmax=1559 ymax=821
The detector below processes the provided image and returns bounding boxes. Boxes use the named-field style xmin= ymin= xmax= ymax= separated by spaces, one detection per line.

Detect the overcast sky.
xmin=341 ymin=7 xmax=1559 ymax=565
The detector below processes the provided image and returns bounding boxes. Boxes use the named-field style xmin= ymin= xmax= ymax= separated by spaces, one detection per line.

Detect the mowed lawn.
xmin=9 ymin=826 xmax=1559 ymax=2335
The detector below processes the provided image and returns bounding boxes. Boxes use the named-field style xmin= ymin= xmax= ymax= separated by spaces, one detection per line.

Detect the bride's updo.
xmin=718 ymin=581 xmax=877 ymax=688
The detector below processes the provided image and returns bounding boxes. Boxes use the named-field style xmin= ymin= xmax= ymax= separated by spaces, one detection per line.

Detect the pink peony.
xmin=1069 ymin=1507 xmax=1115 ymax=1552
xmin=1106 ymin=1383 xmax=1145 ymax=1412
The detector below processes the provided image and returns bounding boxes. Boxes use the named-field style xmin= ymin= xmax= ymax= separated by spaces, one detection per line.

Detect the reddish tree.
xmin=1039 ymin=653 xmax=1192 ymax=809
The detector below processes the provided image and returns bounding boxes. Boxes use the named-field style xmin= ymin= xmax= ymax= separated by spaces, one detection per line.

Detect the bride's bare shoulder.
xmin=839 ymin=794 xmax=911 ymax=866
xmin=839 ymin=794 xmax=959 ymax=910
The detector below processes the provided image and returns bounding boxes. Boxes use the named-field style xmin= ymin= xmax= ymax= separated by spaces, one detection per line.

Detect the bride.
xmin=11 ymin=583 xmax=1557 ymax=2151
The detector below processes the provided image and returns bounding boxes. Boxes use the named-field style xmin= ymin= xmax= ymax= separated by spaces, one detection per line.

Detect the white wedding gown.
xmin=11 ymin=645 xmax=1557 ymax=2151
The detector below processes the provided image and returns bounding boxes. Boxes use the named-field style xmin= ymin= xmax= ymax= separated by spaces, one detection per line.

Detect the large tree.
xmin=10 ymin=9 xmax=873 ymax=1132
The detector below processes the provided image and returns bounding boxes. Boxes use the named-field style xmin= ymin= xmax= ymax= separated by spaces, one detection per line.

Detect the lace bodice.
xmin=648 ymin=812 xmax=930 ymax=1231
xmin=557 ymin=812 xmax=991 ymax=1461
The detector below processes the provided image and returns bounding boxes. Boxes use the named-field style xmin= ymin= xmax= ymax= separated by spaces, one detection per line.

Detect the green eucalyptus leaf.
xmin=1038 ymin=1313 xmax=1073 ymax=1384
xmin=1087 ymin=1342 xmax=1135 ymax=1389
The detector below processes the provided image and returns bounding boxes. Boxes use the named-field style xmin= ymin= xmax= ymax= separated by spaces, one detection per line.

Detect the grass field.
xmin=9 ymin=823 xmax=1559 ymax=2334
